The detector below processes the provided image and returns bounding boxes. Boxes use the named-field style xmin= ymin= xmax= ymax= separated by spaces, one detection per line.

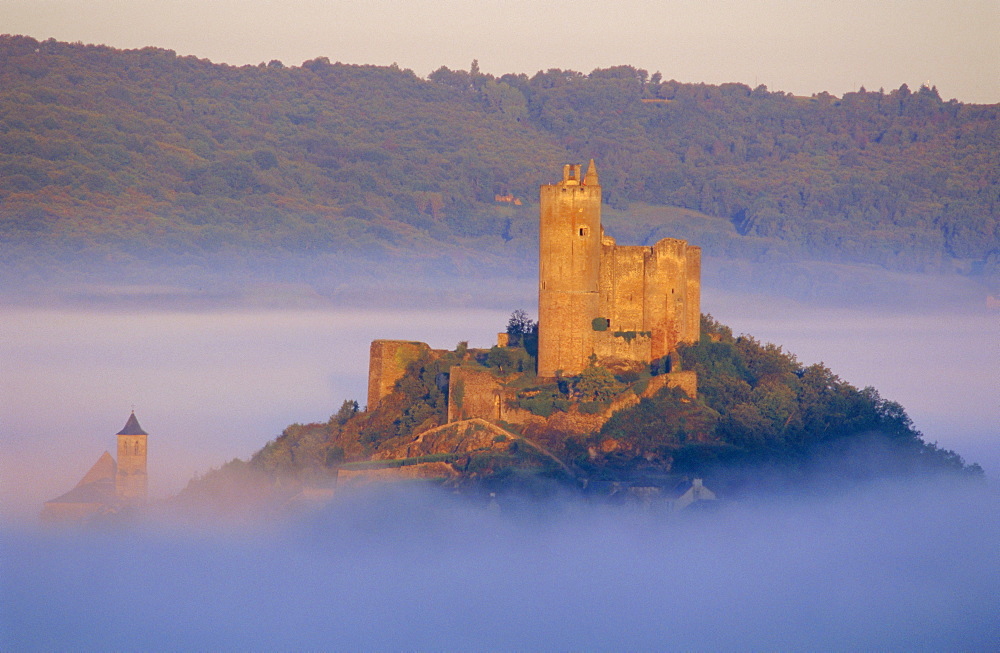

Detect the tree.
xmin=332 ymin=399 xmax=359 ymax=425
xmin=486 ymin=345 xmax=533 ymax=373
xmin=505 ymin=309 xmax=536 ymax=347
xmin=573 ymin=363 xmax=623 ymax=402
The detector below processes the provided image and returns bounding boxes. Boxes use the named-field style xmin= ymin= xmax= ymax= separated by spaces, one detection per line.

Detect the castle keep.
xmin=538 ymin=160 xmax=701 ymax=377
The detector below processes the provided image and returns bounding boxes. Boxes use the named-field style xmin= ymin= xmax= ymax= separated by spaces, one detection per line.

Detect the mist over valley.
xmin=4 ymin=477 xmax=999 ymax=650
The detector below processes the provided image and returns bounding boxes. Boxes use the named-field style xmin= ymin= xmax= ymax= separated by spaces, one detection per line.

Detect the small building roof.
xmin=117 ymin=411 xmax=147 ymax=435
xmin=45 ymin=451 xmax=118 ymax=506
xmin=75 ymin=450 xmax=116 ymax=487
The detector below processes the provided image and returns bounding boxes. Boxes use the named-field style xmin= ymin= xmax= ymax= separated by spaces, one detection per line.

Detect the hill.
xmin=176 ymin=312 xmax=982 ymax=510
xmin=2 ymin=35 xmax=998 ymax=298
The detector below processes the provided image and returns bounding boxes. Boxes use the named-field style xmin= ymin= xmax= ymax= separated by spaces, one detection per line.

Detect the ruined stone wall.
xmin=644 ymin=370 xmax=698 ymax=399
xmin=684 ymin=246 xmax=702 ymax=343
xmin=447 ymin=366 xmax=503 ymax=423
xmin=644 ymin=238 xmax=687 ymax=359
xmin=593 ymin=330 xmax=652 ymax=370
xmin=336 ymin=462 xmax=458 ymax=487
xmin=367 ymin=340 xmax=431 ymax=410
xmin=594 ymin=239 xmax=699 ymax=368
xmin=599 ymin=241 xmax=647 ymax=333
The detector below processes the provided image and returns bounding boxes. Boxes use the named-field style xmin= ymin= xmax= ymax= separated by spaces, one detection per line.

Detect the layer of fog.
xmin=3 ymin=478 xmax=998 ymax=650
xmin=2 ymin=278 xmax=998 ymax=520
xmin=0 ymin=306 xmax=508 ymax=519
xmin=4 ymin=274 xmax=997 ymax=648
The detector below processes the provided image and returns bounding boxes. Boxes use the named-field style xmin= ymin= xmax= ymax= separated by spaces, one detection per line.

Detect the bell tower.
xmin=537 ymin=160 xmax=602 ymax=377
xmin=115 ymin=410 xmax=148 ymax=503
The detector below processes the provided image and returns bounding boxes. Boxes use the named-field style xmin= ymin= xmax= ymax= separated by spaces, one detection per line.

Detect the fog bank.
xmin=3 ymin=286 xmax=997 ymax=520
xmin=3 ymin=479 xmax=998 ymax=650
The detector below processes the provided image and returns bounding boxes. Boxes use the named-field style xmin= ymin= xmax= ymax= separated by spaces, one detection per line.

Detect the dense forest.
xmin=2 ymin=35 xmax=998 ymax=296
xmin=178 ymin=313 xmax=981 ymax=509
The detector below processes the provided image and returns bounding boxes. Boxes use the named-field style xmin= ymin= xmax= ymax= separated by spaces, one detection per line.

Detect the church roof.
xmin=75 ymin=450 xmax=116 ymax=487
xmin=45 ymin=451 xmax=119 ymax=506
xmin=117 ymin=411 xmax=147 ymax=435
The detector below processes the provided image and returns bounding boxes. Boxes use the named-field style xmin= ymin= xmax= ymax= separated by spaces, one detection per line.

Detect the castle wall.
xmin=644 ymin=238 xmax=687 ymax=360
xmin=599 ymin=243 xmax=647 ymax=333
xmin=336 ymin=462 xmax=459 ymax=487
xmin=656 ymin=370 xmax=698 ymax=399
xmin=447 ymin=366 xmax=503 ymax=423
xmin=593 ymin=330 xmax=652 ymax=370
xmin=367 ymin=340 xmax=431 ymax=409
xmin=685 ymin=246 xmax=702 ymax=343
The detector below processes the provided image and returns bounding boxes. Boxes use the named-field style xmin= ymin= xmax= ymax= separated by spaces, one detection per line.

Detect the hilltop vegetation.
xmin=178 ymin=313 xmax=981 ymax=508
xmin=2 ymin=35 xmax=998 ymax=295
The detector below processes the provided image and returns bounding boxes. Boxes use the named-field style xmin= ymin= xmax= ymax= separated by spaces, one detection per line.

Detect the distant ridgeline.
xmin=1 ymin=35 xmax=999 ymax=294
xmin=178 ymin=165 xmax=982 ymax=509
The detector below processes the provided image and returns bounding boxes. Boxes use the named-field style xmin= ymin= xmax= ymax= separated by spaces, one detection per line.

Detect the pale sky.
xmin=2 ymin=0 xmax=998 ymax=103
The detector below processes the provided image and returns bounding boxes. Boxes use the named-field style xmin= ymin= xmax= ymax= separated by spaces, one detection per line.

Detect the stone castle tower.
xmin=538 ymin=162 xmax=603 ymax=378
xmin=538 ymin=160 xmax=701 ymax=378
xmin=115 ymin=410 xmax=148 ymax=503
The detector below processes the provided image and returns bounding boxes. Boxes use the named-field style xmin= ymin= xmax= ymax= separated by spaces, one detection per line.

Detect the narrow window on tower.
xmin=579 ymin=227 xmax=589 ymax=237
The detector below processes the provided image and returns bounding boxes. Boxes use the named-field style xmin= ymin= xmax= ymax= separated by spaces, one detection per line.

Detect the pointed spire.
xmin=584 ymin=159 xmax=599 ymax=186
xmin=117 ymin=411 xmax=148 ymax=436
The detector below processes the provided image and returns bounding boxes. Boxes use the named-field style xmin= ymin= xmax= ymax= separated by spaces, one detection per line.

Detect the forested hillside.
xmin=2 ymin=35 xmax=998 ymax=294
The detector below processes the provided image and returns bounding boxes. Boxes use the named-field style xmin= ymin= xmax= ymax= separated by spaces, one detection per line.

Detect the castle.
xmin=41 ymin=411 xmax=149 ymax=523
xmin=366 ymin=162 xmax=701 ymax=423
xmin=539 ymin=160 xmax=700 ymax=377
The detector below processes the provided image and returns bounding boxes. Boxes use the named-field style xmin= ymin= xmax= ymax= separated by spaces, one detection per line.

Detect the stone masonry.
xmin=367 ymin=340 xmax=431 ymax=409
xmin=538 ymin=160 xmax=701 ymax=377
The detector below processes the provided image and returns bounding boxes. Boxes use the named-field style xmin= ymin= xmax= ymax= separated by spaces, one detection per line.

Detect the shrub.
xmin=574 ymin=364 xmax=625 ymax=402
xmin=518 ymin=395 xmax=555 ymax=417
